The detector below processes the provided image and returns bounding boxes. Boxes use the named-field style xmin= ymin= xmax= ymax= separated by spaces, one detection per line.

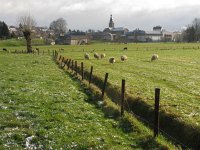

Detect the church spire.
xmin=109 ymin=14 xmax=114 ymax=28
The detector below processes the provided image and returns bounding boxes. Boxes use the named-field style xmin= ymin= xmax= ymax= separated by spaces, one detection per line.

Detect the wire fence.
xmin=53 ymin=51 xmax=199 ymax=149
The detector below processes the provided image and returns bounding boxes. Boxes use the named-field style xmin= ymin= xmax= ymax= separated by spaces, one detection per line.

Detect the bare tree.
xmin=49 ymin=18 xmax=67 ymax=35
xmin=18 ymin=15 xmax=36 ymax=53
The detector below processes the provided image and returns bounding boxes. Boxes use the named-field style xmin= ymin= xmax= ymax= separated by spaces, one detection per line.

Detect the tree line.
xmin=183 ymin=18 xmax=200 ymax=42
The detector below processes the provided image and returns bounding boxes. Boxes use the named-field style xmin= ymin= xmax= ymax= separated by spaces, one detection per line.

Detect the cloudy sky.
xmin=1 ymin=0 xmax=200 ymax=31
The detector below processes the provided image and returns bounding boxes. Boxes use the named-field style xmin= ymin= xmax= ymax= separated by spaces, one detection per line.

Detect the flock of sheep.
xmin=84 ymin=52 xmax=128 ymax=64
xmin=1 ymin=47 xmax=158 ymax=62
xmin=84 ymin=52 xmax=158 ymax=63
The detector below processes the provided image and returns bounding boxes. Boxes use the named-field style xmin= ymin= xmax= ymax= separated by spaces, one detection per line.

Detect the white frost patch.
xmin=25 ymin=135 xmax=37 ymax=149
xmin=70 ymin=142 xmax=78 ymax=148
xmin=0 ymin=105 xmax=8 ymax=110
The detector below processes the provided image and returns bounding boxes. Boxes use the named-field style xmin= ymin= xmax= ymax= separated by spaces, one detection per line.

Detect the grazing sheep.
xmin=151 ymin=54 xmax=159 ymax=61
xmin=36 ymin=48 xmax=39 ymax=51
xmin=61 ymin=48 xmax=64 ymax=51
xmin=123 ymin=47 xmax=127 ymax=50
xmin=121 ymin=55 xmax=127 ymax=62
xmin=3 ymin=48 xmax=7 ymax=51
xmin=84 ymin=53 xmax=90 ymax=60
xmin=94 ymin=52 xmax=100 ymax=59
xmin=100 ymin=53 xmax=106 ymax=59
xmin=109 ymin=57 xmax=115 ymax=64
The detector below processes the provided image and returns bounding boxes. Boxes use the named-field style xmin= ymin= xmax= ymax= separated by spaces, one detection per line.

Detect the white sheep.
xmin=100 ymin=53 xmax=106 ymax=59
xmin=109 ymin=57 xmax=115 ymax=64
xmin=121 ymin=55 xmax=127 ymax=62
xmin=151 ymin=54 xmax=159 ymax=61
xmin=84 ymin=53 xmax=90 ymax=60
xmin=94 ymin=52 xmax=100 ymax=59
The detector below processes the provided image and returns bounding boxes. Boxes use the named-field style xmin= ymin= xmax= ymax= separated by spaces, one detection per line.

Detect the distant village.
xmin=7 ymin=15 xmax=183 ymax=45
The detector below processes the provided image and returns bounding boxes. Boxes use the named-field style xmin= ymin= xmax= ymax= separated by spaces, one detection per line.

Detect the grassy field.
xmin=51 ymin=42 xmax=200 ymax=148
xmin=0 ymin=38 xmax=45 ymax=47
xmin=0 ymin=52 xmax=177 ymax=149
xmin=1 ymin=41 xmax=200 ymax=148
xmin=51 ymin=42 xmax=200 ymax=127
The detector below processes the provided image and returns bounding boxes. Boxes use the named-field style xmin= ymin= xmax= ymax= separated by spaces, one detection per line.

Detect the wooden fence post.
xmin=62 ymin=58 xmax=67 ymax=68
xmin=89 ymin=66 xmax=93 ymax=85
xmin=71 ymin=60 xmax=74 ymax=72
xmin=55 ymin=51 xmax=57 ymax=59
xmin=61 ymin=57 xmax=65 ymax=66
xmin=58 ymin=55 xmax=62 ymax=62
xmin=154 ymin=88 xmax=160 ymax=137
xmin=102 ymin=73 xmax=108 ymax=99
xmin=121 ymin=79 xmax=125 ymax=116
xmin=81 ymin=62 xmax=84 ymax=80
xmin=62 ymin=56 xmax=65 ymax=62
xmin=68 ymin=59 xmax=71 ymax=69
xmin=75 ymin=61 xmax=77 ymax=76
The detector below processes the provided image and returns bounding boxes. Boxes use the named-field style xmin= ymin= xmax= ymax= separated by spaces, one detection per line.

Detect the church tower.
xmin=109 ymin=15 xmax=114 ymax=28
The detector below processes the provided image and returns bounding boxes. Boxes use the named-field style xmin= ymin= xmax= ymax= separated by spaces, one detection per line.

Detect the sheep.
xmin=84 ymin=53 xmax=90 ymax=60
xmin=36 ymin=48 xmax=39 ymax=51
xmin=123 ymin=47 xmax=127 ymax=50
xmin=100 ymin=53 xmax=106 ymax=59
xmin=121 ymin=55 xmax=127 ymax=62
xmin=109 ymin=57 xmax=115 ymax=64
xmin=94 ymin=52 xmax=100 ymax=59
xmin=61 ymin=48 xmax=64 ymax=51
xmin=151 ymin=54 xmax=159 ymax=61
xmin=3 ymin=48 xmax=7 ymax=51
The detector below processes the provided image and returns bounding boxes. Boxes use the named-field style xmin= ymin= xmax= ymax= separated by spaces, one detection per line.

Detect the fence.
xmin=53 ymin=51 xmax=200 ymax=149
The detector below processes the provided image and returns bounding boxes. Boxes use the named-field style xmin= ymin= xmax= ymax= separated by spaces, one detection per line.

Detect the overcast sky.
xmin=1 ymin=0 xmax=200 ymax=31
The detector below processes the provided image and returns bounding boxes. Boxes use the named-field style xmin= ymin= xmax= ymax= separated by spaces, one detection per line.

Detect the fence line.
xmin=54 ymin=54 xmax=197 ymax=149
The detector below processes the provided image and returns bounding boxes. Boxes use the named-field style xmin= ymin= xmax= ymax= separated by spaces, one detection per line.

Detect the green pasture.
xmin=48 ymin=42 xmax=200 ymax=128
xmin=1 ymin=42 xmax=200 ymax=127
xmin=1 ymin=41 xmax=200 ymax=148
xmin=0 ymin=52 xmax=177 ymax=149
xmin=0 ymin=38 xmax=45 ymax=47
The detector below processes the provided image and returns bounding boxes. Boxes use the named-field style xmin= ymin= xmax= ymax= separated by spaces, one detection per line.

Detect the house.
xmin=162 ymin=31 xmax=173 ymax=42
xmin=145 ymin=26 xmax=163 ymax=42
xmin=172 ymin=31 xmax=182 ymax=42
xmin=55 ymin=34 xmax=89 ymax=45
xmin=103 ymin=33 xmax=116 ymax=41
xmin=145 ymin=31 xmax=162 ymax=42
xmin=9 ymin=26 xmax=23 ymax=38
xmin=126 ymin=29 xmax=146 ymax=42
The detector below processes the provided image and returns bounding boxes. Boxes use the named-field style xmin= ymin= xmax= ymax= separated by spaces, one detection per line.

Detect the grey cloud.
xmin=0 ymin=0 xmax=200 ymax=31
